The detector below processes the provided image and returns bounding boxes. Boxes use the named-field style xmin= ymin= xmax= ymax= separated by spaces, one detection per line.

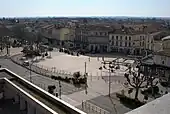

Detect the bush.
xmin=141 ymin=86 xmax=159 ymax=95
xmin=51 ymin=75 xmax=56 ymax=80
xmin=59 ymin=48 xmax=63 ymax=52
xmin=116 ymin=93 xmax=145 ymax=109
xmin=79 ymin=78 xmax=86 ymax=84
xmin=64 ymin=77 xmax=70 ymax=83
xmin=73 ymin=72 xmax=81 ymax=79
xmin=71 ymin=52 xmax=74 ymax=55
xmin=48 ymin=85 xmax=56 ymax=94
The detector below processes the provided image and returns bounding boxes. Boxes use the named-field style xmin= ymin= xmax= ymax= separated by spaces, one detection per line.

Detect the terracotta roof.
xmin=109 ymin=28 xmax=144 ymax=35
xmin=78 ymin=25 xmax=114 ymax=31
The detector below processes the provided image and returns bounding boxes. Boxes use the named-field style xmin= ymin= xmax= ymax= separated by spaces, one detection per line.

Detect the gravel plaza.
xmin=35 ymin=50 xmax=135 ymax=80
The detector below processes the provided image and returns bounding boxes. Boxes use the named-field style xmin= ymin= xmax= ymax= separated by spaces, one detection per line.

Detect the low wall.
xmin=3 ymin=78 xmax=58 ymax=114
xmin=1 ymin=68 xmax=86 ymax=114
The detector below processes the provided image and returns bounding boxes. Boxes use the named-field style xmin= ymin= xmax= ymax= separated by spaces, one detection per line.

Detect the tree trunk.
xmin=135 ymin=88 xmax=139 ymax=100
xmin=151 ymin=82 xmax=155 ymax=98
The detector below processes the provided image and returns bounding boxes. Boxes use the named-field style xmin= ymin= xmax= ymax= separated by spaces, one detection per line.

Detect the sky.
xmin=0 ymin=0 xmax=170 ymax=17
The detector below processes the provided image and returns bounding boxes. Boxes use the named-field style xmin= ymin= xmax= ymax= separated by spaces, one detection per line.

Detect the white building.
xmin=109 ymin=29 xmax=160 ymax=55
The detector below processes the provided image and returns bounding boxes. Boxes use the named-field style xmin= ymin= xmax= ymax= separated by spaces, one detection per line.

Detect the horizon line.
xmin=1 ymin=15 xmax=170 ymax=19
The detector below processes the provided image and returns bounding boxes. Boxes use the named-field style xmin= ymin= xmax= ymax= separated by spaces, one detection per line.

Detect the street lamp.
xmin=59 ymin=81 xmax=62 ymax=99
xmin=84 ymin=62 xmax=88 ymax=94
xmin=100 ymin=61 xmax=115 ymax=97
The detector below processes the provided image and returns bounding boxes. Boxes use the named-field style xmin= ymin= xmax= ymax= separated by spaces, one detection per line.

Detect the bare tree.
xmin=124 ymin=67 xmax=147 ymax=100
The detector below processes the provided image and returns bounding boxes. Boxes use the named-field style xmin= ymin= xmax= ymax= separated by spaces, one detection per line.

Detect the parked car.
xmin=23 ymin=60 xmax=29 ymax=66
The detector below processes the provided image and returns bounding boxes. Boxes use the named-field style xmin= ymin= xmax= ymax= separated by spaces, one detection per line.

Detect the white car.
xmin=23 ymin=60 xmax=29 ymax=66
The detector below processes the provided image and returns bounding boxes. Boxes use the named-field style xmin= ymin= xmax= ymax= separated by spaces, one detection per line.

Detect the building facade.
xmin=108 ymin=29 xmax=158 ymax=56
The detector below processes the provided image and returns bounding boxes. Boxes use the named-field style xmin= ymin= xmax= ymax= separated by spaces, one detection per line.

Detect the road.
xmin=0 ymin=58 xmax=83 ymax=95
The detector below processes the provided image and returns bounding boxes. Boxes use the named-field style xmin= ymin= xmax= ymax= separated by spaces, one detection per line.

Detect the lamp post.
xmin=84 ymin=62 xmax=88 ymax=94
xmin=100 ymin=61 xmax=115 ymax=97
xmin=59 ymin=81 xmax=62 ymax=99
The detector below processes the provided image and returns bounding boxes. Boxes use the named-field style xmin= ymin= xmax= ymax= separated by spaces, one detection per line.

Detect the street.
xmin=0 ymin=58 xmax=83 ymax=95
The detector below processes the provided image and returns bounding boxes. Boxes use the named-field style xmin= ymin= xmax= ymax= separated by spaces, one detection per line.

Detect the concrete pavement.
xmin=0 ymin=59 xmax=83 ymax=95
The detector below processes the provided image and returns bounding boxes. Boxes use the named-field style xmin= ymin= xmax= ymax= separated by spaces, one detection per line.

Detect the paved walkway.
xmin=61 ymin=77 xmax=125 ymax=107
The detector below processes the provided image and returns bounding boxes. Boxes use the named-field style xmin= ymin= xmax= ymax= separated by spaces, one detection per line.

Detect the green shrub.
xmin=51 ymin=75 xmax=56 ymax=79
xmin=116 ymin=93 xmax=145 ymax=108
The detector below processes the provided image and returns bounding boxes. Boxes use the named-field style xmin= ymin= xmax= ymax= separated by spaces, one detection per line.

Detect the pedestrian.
xmin=89 ymin=57 xmax=90 ymax=62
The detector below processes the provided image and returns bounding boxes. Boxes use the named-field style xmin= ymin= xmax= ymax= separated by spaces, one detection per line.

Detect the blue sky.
xmin=0 ymin=0 xmax=170 ymax=17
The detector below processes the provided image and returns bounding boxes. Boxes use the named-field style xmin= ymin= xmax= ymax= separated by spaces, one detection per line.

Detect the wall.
xmin=153 ymin=41 xmax=162 ymax=52
xmin=154 ymin=55 xmax=170 ymax=67
xmin=3 ymin=78 xmax=57 ymax=114
xmin=163 ymin=40 xmax=170 ymax=50
xmin=88 ymin=36 xmax=109 ymax=44
xmin=52 ymin=28 xmax=60 ymax=40
xmin=60 ymin=28 xmax=70 ymax=41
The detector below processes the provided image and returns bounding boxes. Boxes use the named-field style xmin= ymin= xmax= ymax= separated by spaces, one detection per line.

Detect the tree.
xmin=12 ymin=25 xmax=26 ymax=41
xmin=48 ymin=85 xmax=56 ymax=94
xmin=124 ymin=67 xmax=147 ymax=100
xmin=73 ymin=72 xmax=81 ymax=80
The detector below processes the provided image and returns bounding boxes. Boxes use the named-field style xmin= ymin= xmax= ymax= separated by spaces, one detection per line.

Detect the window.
xmin=100 ymin=32 xmax=102 ymax=36
xmin=142 ymin=42 xmax=144 ymax=46
xmin=112 ymin=41 xmax=114 ymax=45
xmin=112 ymin=36 xmax=114 ymax=40
xmin=116 ymin=41 xmax=118 ymax=46
xmin=129 ymin=36 xmax=131 ymax=40
xmin=140 ymin=36 xmax=142 ymax=40
xmin=129 ymin=42 xmax=131 ymax=47
xmin=125 ymin=42 xmax=127 ymax=47
xmin=116 ymin=36 xmax=118 ymax=40
xmin=162 ymin=61 xmax=165 ymax=64
xmin=120 ymin=36 xmax=122 ymax=40
xmin=120 ymin=42 xmax=122 ymax=46
xmin=125 ymin=36 xmax=127 ymax=40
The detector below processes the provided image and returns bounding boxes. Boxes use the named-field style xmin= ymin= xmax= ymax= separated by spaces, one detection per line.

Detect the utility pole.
xmin=59 ymin=81 xmax=61 ymax=99
xmin=84 ymin=62 xmax=87 ymax=94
